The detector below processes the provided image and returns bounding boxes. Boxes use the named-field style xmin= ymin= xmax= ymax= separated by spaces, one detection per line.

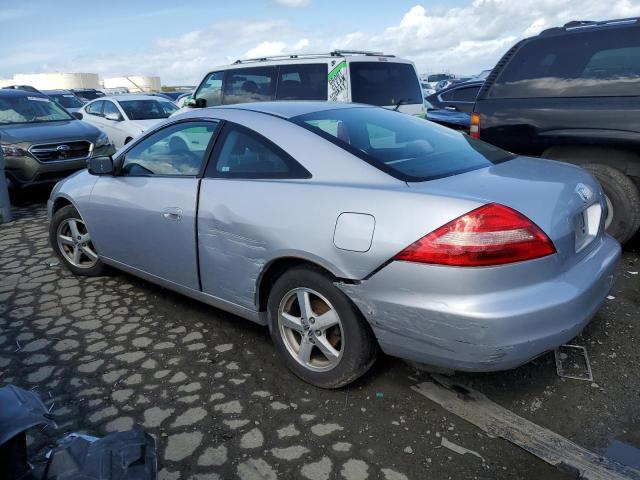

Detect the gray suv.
xmin=0 ymin=89 xmax=113 ymax=188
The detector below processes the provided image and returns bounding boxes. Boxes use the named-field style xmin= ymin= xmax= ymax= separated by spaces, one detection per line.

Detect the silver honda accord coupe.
xmin=47 ymin=102 xmax=621 ymax=388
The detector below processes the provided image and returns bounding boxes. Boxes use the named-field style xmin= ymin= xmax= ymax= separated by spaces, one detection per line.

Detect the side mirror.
xmin=186 ymin=97 xmax=206 ymax=108
xmin=105 ymin=112 xmax=122 ymax=122
xmin=72 ymin=112 xmax=83 ymax=120
xmin=88 ymin=156 xmax=114 ymax=175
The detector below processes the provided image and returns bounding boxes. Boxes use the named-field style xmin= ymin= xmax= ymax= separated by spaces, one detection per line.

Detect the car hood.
xmin=0 ymin=120 xmax=101 ymax=145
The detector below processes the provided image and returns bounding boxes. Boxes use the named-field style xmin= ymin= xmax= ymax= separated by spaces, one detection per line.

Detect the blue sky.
xmin=1 ymin=0 xmax=639 ymax=85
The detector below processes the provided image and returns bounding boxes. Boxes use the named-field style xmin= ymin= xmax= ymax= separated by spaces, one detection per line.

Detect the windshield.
xmin=49 ymin=94 xmax=84 ymax=109
xmin=74 ymin=90 xmax=104 ymax=101
xmin=349 ymin=62 xmax=422 ymax=106
xmin=0 ymin=95 xmax=74 ymax=124
xmin=291 ymin=107 xmax=514 ymax=182
xmin=427 ymin=74 xmax=453 ymax=83
xmin=119 ymin=100 xmax=178 ymax=120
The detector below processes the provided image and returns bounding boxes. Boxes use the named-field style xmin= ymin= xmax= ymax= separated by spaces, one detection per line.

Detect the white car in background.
xmin=81 ymin=94 xmax=178 ymax=149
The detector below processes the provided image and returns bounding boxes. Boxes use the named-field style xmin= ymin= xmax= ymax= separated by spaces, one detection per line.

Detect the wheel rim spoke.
xmin=315 ymin=335 xmax=340 ymax=363
xmin=296 ymin=290 xmax=315 ymax=321
xmin=281 ymin=312 xmax=304 ymax=332
xmin=58 ymin=235 xmax=74 ymax=247
xmin=297 ymin=339 xmax=313 ymax=364
xmin=68 ymin=219 xmax=80 ymax=240
xmin=314 ymin=309 xmax=339 ymax=331
xmin=72 ymin=246 xmax=82 ymax=265
xmin=81 ymin=245 xmax=98 ymax=262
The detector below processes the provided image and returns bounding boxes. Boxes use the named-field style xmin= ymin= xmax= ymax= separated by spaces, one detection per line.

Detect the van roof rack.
xmin=233 ymin=50 xmax=393 ymax=64
xmin=539 ymin=17 xmax=638 ymax=36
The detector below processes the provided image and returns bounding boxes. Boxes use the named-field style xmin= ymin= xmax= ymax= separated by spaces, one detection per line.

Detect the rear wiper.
xmin=393 ymin=99 xmax=408 ymax=111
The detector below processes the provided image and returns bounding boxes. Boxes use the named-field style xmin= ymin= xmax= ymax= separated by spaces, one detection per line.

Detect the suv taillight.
xmin=394 ymin=203 xmax=556 ymax=267
xmin=470 ymin=113 xmax=480 ymax=139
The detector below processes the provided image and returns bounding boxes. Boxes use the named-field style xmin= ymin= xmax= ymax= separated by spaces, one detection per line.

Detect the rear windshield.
xmin=74 ymin=90 xmax=104 ymax=101
xmin=349 ymin=62 xmax=422 ymax=106
xmin=0 ymin=95 xmax=73 ymax=124
xmin=49 ymin=94 xmax=84 ymax=108
xmin=291 ymin=107 xmax=513 ymax=182
xmin=119 ymin=100 xmax=178 ymax=120
xmin=490 ymin=25 xmax=640 ymax=98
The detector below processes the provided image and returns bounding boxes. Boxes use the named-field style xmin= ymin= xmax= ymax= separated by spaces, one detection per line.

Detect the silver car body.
xmin=48 ymin=102 xmax=621 ymax=371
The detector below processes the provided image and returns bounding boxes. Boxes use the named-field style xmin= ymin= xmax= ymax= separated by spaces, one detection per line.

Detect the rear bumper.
xmin=339 ymin=234 xmax=621 ymax=372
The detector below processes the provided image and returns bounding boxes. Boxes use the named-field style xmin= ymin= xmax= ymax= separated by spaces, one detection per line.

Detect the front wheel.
xmin=267 ymin=267 xmax=378 ymax=388
xmin=49 ymin=205 xmax=107 ymax=276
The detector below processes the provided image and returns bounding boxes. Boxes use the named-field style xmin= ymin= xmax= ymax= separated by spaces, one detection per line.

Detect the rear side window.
xmin=292 ymin=107 xmax=513 ymax=182
xmin=442 ymin=85 xmax=481 ymax=102
xmin=490 ymin=26 xmax=640 ymax=98
xmin=349 ymin=62 xmax=422 ymax=106
xmin=207 ymin=124 xmax=310 ymax=179
xmin=223 ymin=67 xmax=275 ymax=105
xmin=276 ymin=64 xmax=328 ymax=100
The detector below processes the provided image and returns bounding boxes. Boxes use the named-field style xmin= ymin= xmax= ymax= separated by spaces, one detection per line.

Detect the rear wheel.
xmin=582 ymin=163 xmax=640 ymax=244
xmin=49 ymin=205 xmax=107 ymax=276
xmin=267 ymin=267 xmax=377 ymax=388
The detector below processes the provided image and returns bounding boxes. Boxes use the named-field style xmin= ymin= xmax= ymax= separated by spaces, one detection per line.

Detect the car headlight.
xmin=94 ymin=132 xmax=110 ymax=148
xmin=0 ymin=144 xmax=28 ymax=157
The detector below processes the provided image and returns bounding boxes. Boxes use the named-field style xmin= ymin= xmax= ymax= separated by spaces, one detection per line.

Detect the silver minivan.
xmin=176 ymin=50 xmax=425 ymax=117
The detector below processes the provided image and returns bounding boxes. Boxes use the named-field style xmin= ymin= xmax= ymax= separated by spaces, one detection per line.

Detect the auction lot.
xmin=0 ymin=188 xmax=637 ymax=479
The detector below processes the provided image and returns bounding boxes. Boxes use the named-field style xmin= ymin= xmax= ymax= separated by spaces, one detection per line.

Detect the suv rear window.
xmin=349 ymin=62 xmax=422 ymax=106
xmin=291 ymin=107 xmax=513 ymax=182
xmin=490 ymin=26 xmax=640 ymax=98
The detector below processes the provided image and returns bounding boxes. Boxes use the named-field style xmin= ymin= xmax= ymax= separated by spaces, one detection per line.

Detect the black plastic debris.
xmin=42 ymin=428 xmax=156 ymax=480
xmin=0 ymin=385 xmax=55 ymax=479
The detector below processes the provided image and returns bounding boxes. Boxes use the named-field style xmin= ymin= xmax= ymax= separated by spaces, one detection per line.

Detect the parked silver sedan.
xmin=47 ymin=102 xmax=620 ymax=388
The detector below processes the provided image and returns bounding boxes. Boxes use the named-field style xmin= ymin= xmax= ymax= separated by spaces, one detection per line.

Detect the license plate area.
xmin=574 ymin=203 xmax=602 ymax=253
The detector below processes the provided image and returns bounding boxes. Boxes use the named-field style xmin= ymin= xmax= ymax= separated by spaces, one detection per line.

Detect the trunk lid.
xmin=407 ymin=156 xmax=607 ymax=265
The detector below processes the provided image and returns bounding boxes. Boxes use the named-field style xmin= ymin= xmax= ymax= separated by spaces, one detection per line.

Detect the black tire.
xmin=267 ymin=267 xmax=378 ymax=388
xmin=49 ymin=205 xmax=107 ymax=277
xmin=582 ymin=163 xmax=640 ymax=244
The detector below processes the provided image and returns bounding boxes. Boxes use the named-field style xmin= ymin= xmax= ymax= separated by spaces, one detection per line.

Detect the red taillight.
xmin=394 ymin=203 xmax=556 ymax=267
xmin=470 ymin=113 xmax=480 ymax=139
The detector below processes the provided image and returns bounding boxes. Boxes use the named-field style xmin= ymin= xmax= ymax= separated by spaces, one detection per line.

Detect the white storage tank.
xmin=103 ymin=76 xmax=162 ymax=92
xmin=10 ymin=73 xmax=100 ymax=90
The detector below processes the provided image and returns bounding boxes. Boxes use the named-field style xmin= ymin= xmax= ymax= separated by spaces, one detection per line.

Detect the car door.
xmin=438 ymin=84 xmax=481 ymax=114
xmin=86 ymin=120 xmax=219 ymax=290
xmin=101 ymin=100 xmax=127 ymax=148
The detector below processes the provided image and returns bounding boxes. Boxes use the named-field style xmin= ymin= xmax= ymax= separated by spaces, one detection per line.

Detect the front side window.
xmin=103 ymin=101 xmax=121 ymax=119
xmin=207 ymin=124 xmax=309 ymax=179
xmin=491 ymin=26 xmax=640 ymax=98
xmin=121 ymin=121 xmax=218 ymax=176
xmin=350 ymin=62 xmax=423 ymax=106
xmin=85 ymin=101 xmax=104 ymax=116
xmin=292 ymin=107 xmax=513 ymax=182
xmin=195 ymin=71 xmax=225 ymax=107
xmin=0 ymin=95 xmax=74 ymax=124
xmin=118 ymin=100 xmax=178 ymax=120
xmin=276 ymin=64 xmax=328 ymax=100
xmin=223 ymin=67 xmax=275 ymax=105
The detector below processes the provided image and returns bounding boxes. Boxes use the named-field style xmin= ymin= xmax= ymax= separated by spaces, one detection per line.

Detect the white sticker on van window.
xmin=221 ymin=166 xmax=230 ymax=172
xmin=28 ymin=96 xmax=50 ymax=102
xmin=328 ymin=60 xmax=347 ymax=102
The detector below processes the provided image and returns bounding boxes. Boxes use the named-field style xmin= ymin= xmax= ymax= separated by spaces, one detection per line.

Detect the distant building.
xmin=3 ymin=73 xmax=100 ymax=90
xmin=103 ymin=76 xmax=161 ymax=93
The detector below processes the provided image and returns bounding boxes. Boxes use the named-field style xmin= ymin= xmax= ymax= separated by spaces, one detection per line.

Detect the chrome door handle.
xmin=162 ymin=208 xmax=183 ymax=221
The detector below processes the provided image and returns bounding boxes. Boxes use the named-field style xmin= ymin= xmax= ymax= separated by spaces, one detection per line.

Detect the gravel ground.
xmin=1 ymin=194 xmax=638 ymax=480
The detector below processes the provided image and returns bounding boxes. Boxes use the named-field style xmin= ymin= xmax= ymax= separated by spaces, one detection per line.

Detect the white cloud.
xmin=275 ymin=0 xmax=311 ymax=7
xmin=8 ymin=1 xmax=640 ymax=84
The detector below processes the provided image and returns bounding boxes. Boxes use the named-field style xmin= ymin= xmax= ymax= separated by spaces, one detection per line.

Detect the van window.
xmin=349 ymin=62 xmax=423 ymax=106
xmin=441 ymin=85 xmax=481 ymax=102
xmin=276 ymin=64 xmax=328 ymax=100
xmin=195 ymin=71 xmax=224 ymax=107
xmin=490 ymin=26 xmax=640 ymax=98
xmin=223 ymin=67 xmax=276 ymax=105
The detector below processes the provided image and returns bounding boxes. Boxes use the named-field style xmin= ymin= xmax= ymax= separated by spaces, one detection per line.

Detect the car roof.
xmin=0 ymin=89 xmax=46 ymax=98
xmin=42 ymin=89 xmax=74 ymax=95
xmin=206 ymin=101 xmax=371 ymax=119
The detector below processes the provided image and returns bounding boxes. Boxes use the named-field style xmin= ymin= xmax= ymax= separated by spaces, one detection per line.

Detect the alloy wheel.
xmin=56 ymin=218 xmax=98 ymax=269
xmin=277 ymin=287 xmax=344 ymax=372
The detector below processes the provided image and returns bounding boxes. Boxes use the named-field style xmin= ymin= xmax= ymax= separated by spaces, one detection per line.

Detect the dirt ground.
xmin=1 ymin=190 xmax=638 ymax=480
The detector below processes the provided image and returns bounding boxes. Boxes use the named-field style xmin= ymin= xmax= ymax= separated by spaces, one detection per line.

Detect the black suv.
xmin=473 ymin=18 xmax=640 ymax=243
